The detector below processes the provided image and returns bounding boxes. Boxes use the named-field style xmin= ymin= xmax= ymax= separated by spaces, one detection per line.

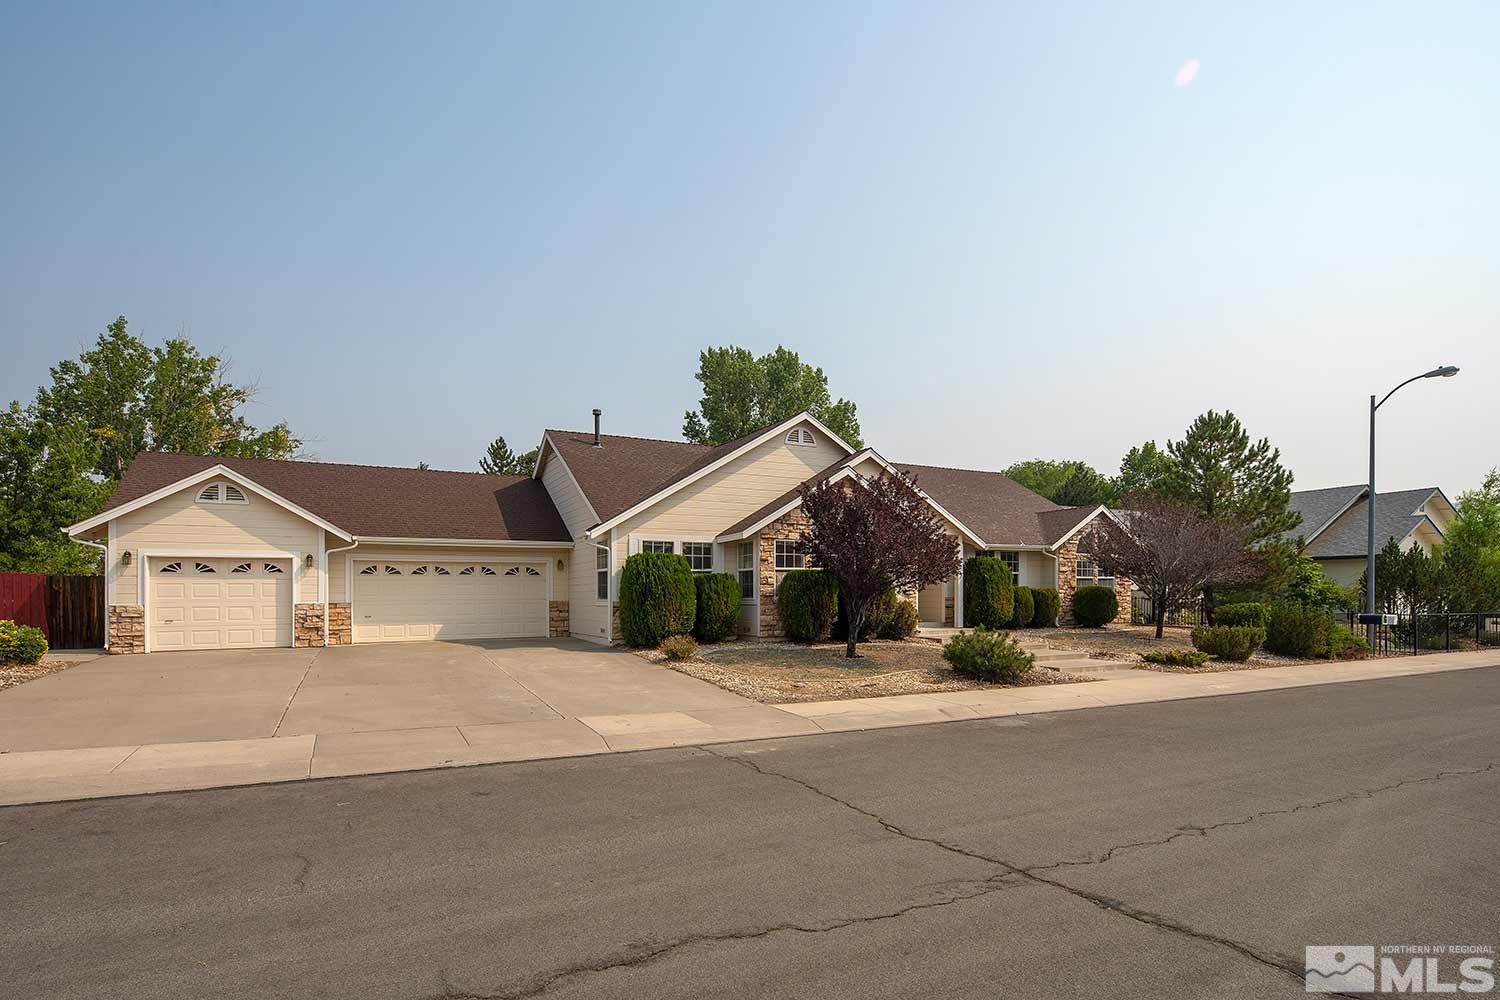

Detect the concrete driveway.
xmin=0 ymin=639 xmax=754 ymax=754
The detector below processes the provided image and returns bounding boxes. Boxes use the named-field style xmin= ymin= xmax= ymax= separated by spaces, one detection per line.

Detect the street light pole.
xmin=1364 ymin=365 xmax=1460 ymax=643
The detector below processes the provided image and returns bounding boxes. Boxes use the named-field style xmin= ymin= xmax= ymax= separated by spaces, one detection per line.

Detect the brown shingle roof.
xmin=898 ymin=463 xmax=1094 ymax=546
xmin=543 ymin=422 xmax=783 ymax=525
xmin=99 ymin=452 xmax=571 ymax=542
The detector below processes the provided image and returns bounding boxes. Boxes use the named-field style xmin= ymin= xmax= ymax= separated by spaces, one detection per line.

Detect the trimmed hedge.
xmin=1009 ymin=586 xmax=1035 ymax=629
xmin=1142 ymin=648 xmax=1211 ymax=668
xmin=942 ymin=627 xmax=1035 ymax=684
xmin=963 ymin=556 xmax=1014 ymax=629
xmin=1191 ymin=625 xmax=1265 ymax=662
xmin=1327 ymin=623 xmax=1370 ymax=660
xmin=1072 ymin=585 xmax=1118 ymax=628
xmin=1265 ymin=602 xmax=1332 ymax=658
xmin=619 ymin=551 xmax=696 ymax=647
xmin=0 ymin=620 xmax=48 ymax=665
xmin=1031 ymin=588 xmax=1060 ymax=628
xmin=693 ymin=573 xmax=741 ymax=643
xmin=777 ymin=570 xmax=840 ymax=643
xmin=1216 ymin=602 xmax=1270 ymax=629
xmin=881 ymin=600 xmax=919 ymax=640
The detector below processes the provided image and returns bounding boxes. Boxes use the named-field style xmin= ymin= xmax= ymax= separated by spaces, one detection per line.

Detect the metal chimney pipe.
xmin=592 ymin=409 xmax=602 ymax=447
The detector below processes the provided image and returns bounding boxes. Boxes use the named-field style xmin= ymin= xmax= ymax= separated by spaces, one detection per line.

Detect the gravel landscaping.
xmin=647 ymin=638 xmax=1089 ymax=704
xmin=1023 ymin=624 xmax=1322 ymax=669
xmin=0 ymin=659 xmax=81 ymax=692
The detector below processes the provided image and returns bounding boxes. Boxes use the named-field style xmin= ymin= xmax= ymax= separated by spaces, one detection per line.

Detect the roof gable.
xmin=1304 ymin=487 xmax=1445 ymax=559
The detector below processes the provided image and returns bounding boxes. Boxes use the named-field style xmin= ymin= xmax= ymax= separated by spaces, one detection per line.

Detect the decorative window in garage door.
xmin=434 ymin=566 xmax=450 ymax=575
xmin=384 ymin=566 xmax=402 ymax=575
xmin=359 ymin=565 xmax=378 ymax=575
xmin=503 ymin=566 xmax=541 ymax=577
xmin=231 ymin=563 xmax=252 ymax=574
xmin=265 ymin=563 xmax=284 ymax=574
xmin=411 ymin=566 xmax=429 ymax=575
xmin=194 ymin=562 xmax=216 ymax=574
xmin=459 ymin=566 xmax=475 ymax=575
xmin=480 ymin=567 xmax=496 ymax=576
xmin=159 ymin=561 xmax=183 ymax=574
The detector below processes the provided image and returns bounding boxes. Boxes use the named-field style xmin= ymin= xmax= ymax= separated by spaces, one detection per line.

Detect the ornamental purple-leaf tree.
xmin=1081 ymin=494 xmax=1257 ymax=640
xmin=798 ymin=471 xmax=960 ymax=658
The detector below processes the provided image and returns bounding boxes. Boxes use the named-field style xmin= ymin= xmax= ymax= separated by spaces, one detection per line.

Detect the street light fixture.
xmin=1364 ymin=365 xmax=1461 ymax=639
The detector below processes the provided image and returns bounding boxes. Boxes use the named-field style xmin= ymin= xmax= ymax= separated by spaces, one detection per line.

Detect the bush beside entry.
xmin=1031 ymin=588 xmax=1060 ymax=628
xmin=1072 ymin=585 xmax=1118 ymax=628
xmin=942 ymin=628 xmax=1035 ymax=684
xmin=0 ymin=621 xmax=49 ymax=665
xmin=693 ymin=573 xmax=741 ymax=643
xmin=1010 ymin=586 xmax=1035 ymax=629
xmin=963 ymin=556 xmax=1014 ymax=629
xmin=660 ymin=635 xmax=698 ymax=661
xmin=883 ymin=599 xmax=919 ymax=640
xmin=1190 ymin=625 xmax=1265 ymax=662
xmin=777 ymin=570 xmax=840 ymax=643
xmin=836 ymin=587 xmax=897 ymax=642
xmin=1215 ymin=602 xmax=1270 ymax=629
xmin=618 ymin=551 xmax=696 ymax=647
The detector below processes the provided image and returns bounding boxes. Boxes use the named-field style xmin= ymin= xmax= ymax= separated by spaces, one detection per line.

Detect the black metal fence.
xmin=1130 ymin=593 xmax=1206 ymax=628
xmin=1334 ymin=611 xmax=1500 ymax=657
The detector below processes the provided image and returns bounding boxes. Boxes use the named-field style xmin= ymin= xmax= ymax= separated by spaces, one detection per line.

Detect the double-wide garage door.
xmin=150 ymin=557 xmax=293 ymax=651
xmin=352 ymin=561 xmax=548 ymax=643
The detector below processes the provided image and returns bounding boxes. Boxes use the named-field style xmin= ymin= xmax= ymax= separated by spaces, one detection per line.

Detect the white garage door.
xmin=150 ymin=558 xmax=293 ymax=651
xmin=351 ymin=561 xmax=548 ymax=643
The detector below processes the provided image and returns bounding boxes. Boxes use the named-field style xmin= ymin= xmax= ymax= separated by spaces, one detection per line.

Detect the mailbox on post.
xmin=1356 ymin=612 xmax=1398 ymax=626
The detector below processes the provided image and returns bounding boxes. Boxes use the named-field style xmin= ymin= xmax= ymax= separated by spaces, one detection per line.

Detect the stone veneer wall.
xmin=757 ymin=508 xmax=811 ymax=639
xmin=294 ymin=603 xmax=325 ymax=648
xmin=943 ymin=593 xmax=955 ymax=627
xmin=107 ymin=604 xmax=145 ymax=654
xmin=327 ymin=603 xmax=352 ymax=645
xmin=549 ymin=600 xmax=570 ymax=638
xmin=1056 ymin=537 xmax=1131 ymax=626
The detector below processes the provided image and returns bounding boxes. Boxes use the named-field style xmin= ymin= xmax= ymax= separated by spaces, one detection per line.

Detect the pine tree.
xmin=479 ymin=435 xmax=538 ymax=476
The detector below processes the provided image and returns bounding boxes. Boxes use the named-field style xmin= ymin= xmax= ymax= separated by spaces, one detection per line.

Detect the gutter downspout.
xmin=324 ymin=538 xmax=360 ymax=646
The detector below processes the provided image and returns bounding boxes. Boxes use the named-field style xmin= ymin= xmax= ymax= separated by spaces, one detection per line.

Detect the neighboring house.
xmin=1284 ymin=484 xmax=1458 ymax=589
xmin=67 ymin=411 xmax=1129 ymax=654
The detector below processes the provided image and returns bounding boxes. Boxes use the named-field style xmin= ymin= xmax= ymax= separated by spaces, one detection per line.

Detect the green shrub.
xmin=1031 ymin=588 xmax=1060 ymax=628
xmin=963 ymin=556 xmax=1014 ymax=629
xmin=618 ymin=551 xmax=696 ymax=647
xmin=835 ymin=587 xmax=897 ymax=642
xmin=660 ymin=635 xmax=698 ymax=661
xmin=1009 ymin=586 xmax=1035 ymax=629
xmin=1072 ymin=585 xmax=1118 ymax=628
xmin=1215 ymin=602 xmax=1269 ymax=629
xmin=880 ymin=599 xmax=919 ymax=640
xmin=1142 ymin=648 xmax=1212 ymax=668
xmin=941 ymin=627 xmax=1035 ymax=684
xmin=1191 ymin=625 xmax=1265 ymax=662
xmin=0 ymin=621 xmax=49 ymax=665
xmin=776 ymin=570 xmax=840 ymax=643
xmin=1264 ymin=602 xmax=1332 ymax=658
xmin=1327 ymin=624 xmax=1370 ymax=660
xmin=692 ymin=573 xmax=741 ymax=643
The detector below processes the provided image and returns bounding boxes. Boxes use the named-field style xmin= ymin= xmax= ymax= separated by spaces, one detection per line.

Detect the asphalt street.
xmin=3 ymin=665 xmax=1498 ymax=999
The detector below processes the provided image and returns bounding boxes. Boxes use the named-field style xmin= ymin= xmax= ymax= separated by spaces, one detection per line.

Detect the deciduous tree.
xmin=798 ymin=472 xmax=958 ymax=657
xmin=1002 ymin=459 xmax=1115 ymax=506
xmin=683 ymin=346 xmax=862 ymax=447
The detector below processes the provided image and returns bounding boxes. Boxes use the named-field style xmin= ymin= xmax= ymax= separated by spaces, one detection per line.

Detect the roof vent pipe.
xmin=592 ymin=409 xmax=602 ymax=447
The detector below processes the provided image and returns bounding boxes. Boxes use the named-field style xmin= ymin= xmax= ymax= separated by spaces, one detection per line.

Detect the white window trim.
xmin=680 ymin=541 xmax=714 ymax=573
xmin=736 ymin=539 xmax=757 ymax=603
xmin=773 ymin=538 xmax=808 ymax=572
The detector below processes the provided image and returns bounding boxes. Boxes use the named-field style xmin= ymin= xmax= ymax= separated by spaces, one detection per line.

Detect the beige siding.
xmin=112 ymin=476 xmax=322 ymax=605
xmin=570 ymin=539 xmax=612 ymax=643
xmin=540 ymin=446 xmax=598 ymax=539
xmin=1317 ymin=558 xmax=1366 ymax=589
xmin=1019 ymin=551 xmax=1054 ymax=589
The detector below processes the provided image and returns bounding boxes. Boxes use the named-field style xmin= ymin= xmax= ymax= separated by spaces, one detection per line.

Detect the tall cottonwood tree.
xmin=682 ymin=346 xmax=862 ymax=447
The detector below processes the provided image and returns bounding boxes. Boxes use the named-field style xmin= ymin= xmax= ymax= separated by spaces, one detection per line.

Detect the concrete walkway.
xmin=1 ymin=649 xmax=1495 ymax=806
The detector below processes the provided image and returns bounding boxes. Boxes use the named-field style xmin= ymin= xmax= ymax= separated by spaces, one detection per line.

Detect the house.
xmin=1285 ymin=484 xmax=1458 ymax=588
xmin=65 ymin=411 xmax=1129 ymax=654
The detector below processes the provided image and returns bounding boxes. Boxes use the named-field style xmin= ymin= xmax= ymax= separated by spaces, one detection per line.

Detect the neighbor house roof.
xmin=1283 ymin=485 xmax=1366 ymax=543
xmin=91 ymin=452 xmax=572 ymax=542
xmin=1303 ymin=487 xmax=1445 ymax=560
xmin=898 ymin=463 xmax=1097 ymax=547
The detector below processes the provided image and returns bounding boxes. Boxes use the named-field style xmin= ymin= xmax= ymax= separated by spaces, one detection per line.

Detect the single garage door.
xmin=150 ymin=557 xmax=293 ymax=651
xmin=351 ymin=561 xmax=548 ymax=643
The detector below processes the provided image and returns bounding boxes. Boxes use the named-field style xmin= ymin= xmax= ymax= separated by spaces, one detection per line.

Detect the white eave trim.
xmin=1046 ymin=505 xmax=1120 ymax=552
xmin=65 ymin=464 xmax=354 ymax=541
xmin=584 ymin=411 xmax=856 ymax=540
xmin=535 ymin=433 xmax=601 ymax=525
xmin=351 ymin=536 xmax=571 ymax=548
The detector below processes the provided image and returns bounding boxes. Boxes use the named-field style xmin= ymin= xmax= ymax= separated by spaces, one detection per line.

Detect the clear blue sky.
xmin=3 ymin=2 xmax=1495 ymax=493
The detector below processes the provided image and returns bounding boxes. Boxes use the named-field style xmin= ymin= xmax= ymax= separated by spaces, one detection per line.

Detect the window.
xmin=641 ymin=540 xmax=674 ymax=554
xmin=682 ymin=542 xmax=713 ymax=572
xmin=1075 ymin=557 xmax=1114 ymax=590
xmin=737 ymin=542 xmax=756 ymax=600
xmin=264 ymin=562 xmax=284 ymax=574
xmin=231 ymin=562 xmax=251 ymax=574
xmin=992 ymin=551 xmax=1019 ymax=584
xmin=785 ymin=427 xmax=816 ymax=446
xmin=159 ymin=561 xmax=183 ymax=574
xmin=411 ymin=566 xmax=429 ymax=575
xmin=596 ymin=546 xmax=609 ymax=601
xmin=434 ymin=566 xmax=450 ymax=575
xmin=525 ymin=566 xmax=540 ymax=576
xmin=359 ymin=565 xmax=378 ymax=575
xmin=384 ymin=565 xmax=402 ymax=575
xmin=459 ymin=566 xmax=475 ymax=576
xmin=774 ymin=539 xmax=806 ymax=570
xmin=480 ymin=566 xmax=496 ymax=576
xmin=197 ymin=483 xmax=248 ymax=505
xmin=194 ymin=562 xmax=215 ymax=574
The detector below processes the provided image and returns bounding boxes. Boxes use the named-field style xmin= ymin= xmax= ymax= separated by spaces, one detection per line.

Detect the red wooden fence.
xmin=0 ymin=573 xmax=105 ymax=649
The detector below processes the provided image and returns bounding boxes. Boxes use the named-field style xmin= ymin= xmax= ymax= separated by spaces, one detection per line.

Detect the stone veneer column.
xmin=549 ymin=600 xmax=570 ymax=637
xmin=757 ymin=508 xmax=810 ymax=639
xmin=1056 ymin=538 xmax=1080 ymax=625
xmin=107 ymin=605 xmax=145 ymax=654
xmin=294 ymin=603 xmax=326 ymax=648
xmin=327 ymin=603 xmax=352 ymax=645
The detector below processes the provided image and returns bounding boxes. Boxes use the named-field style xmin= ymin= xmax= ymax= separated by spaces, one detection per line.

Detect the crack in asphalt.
xmin=291 ymin=852 xmax=312 ymax=893
xmin=435 ymin=748 xmax=1496 ymax=1000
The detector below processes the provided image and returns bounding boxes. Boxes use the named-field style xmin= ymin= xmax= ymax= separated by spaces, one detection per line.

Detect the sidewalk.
xmin=2 ymin=650 xmax=1495 ymax=807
